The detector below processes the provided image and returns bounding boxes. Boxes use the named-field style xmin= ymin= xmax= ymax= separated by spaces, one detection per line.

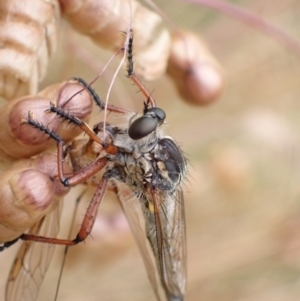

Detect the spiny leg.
xmin=21 ymin=172 xmax=110 ymax=246
xmin=70 ymin=77 xmax=131 ymax=114
xmin=45 ymin=102 xmax=118 ymax=155
xmin=126 ymin=30 xmax=156 ymax=108
xmin=21 ymin=112 xmax=108 ymax=186
xmin=22 ymin=112 xmax=69 ymax=184
xmin=16 ymin=116 xmax=114 ymax=246
xmin=71 ymin=77 xmax=103 ymax=108
xmin=45 ymin=104 xmax=103 ymax=145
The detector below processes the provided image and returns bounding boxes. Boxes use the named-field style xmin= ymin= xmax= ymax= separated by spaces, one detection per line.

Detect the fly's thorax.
xmin=113 ymin=130 xmax=159 ymax=191
xmin=114 ymin=133 xmax=186 ymax=196
xmin=105 ymin=110 xmax=186 ymax=195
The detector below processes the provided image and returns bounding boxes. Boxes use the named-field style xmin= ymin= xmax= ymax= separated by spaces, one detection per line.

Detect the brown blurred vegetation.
xmin=2 ymin=0 xmax=300 ymax=300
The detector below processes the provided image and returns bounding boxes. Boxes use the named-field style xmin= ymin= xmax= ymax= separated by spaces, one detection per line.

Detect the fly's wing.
xmin=150 ymin=190 xmax=187 ymax=301
xmin=114 ymin=182 xmax=164 ymax=301
xmin=114 ymin=182 xmax=187 ymax=301
xmin=5 ymin=201 xmax=63 ymax=301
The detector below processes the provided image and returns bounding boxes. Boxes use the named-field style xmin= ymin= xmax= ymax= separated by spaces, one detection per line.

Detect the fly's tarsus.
xmin=71 ymin=77 xmax=104 ymax=109
xmin=126 ymin=29 xmax=134 ymax=76
xmin=46 ymin=103 xmax=83 ymax=127
xmin=125 ymin=31 xmax=156 ymax=108
xmin=21 ymin=112 xmax=63 ymax=143
xmin=0 ymin=237 xmax=20 ymax=252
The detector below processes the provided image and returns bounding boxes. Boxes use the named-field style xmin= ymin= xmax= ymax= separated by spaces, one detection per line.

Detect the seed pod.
xmin=0 ymin=0 xmax=225 ymax=107
xmin=0 ymin=0 xmax=61 ymax=100
xmin=0 ymin=79 xmax=93 ymax=159
xmin=60 ymin=0 xmax=171 ymax=81
xmin=0 ymin=153 xmax=71 ymax=243
xmin=167 ymin=30 xmax=225 ymax=105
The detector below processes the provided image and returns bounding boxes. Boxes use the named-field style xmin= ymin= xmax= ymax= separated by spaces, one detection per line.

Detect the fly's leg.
xmin=21 ymin=111 xmax=109 ymax=186
xmin=125 ymin=30 xmax=156 ymax=108
xmin=20 ymin=173 xmax=109 ymax=246
xmin=20 ymin=167 xmax=120 ymax=246
xmin=67 ymin=77 xmax=132 ymax=114
xmin=21 ymin=111 xmax=69 ymax=183
xmin=0 ymin=238 xmax=20 ymax=252
xmin=46 ymin=104 xmax=104 ymax=146
xmin=18 ymin=109 xmax=118 ymax=246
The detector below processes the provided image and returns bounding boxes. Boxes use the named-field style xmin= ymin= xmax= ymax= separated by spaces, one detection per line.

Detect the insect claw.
xmin=61 ymin=177 xmax=70 ymax=187
xmin=20 ymin=111 xmax=34 ymax=124
xmin=72 ymin=235 xmax=83 ymax=245
xmin=119 ymin=30 xmax=126 ymax=37
xmin=28 ymin=111 xmax=34 ymax=119
xmin=0 ymin=237 xmax=20 ymax=252
xmin=45 ymin=101 xmax=57 ymax=114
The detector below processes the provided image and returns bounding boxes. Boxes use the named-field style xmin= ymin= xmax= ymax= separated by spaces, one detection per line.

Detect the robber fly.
xmin=3 ymin=30 xmax=187 ymax=301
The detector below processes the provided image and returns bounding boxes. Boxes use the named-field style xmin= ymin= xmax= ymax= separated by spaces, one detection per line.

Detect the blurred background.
xmin=2 ymin=0 xmax=300 ymax=300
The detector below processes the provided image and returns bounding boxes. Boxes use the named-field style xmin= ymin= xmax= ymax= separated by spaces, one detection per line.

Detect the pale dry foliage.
xmin=1 ymin=0 xmax=300 ymax=301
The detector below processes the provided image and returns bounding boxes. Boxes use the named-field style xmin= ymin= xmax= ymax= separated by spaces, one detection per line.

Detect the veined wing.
xmin=114 ymin=182 xmax=163 ymax=301
xmin=6 ymin=200 xmax=63 ymax=301
xmin=115 ymin=182 xmax=187 ymax=301
xmin=150 ymin=190 xmax=187 ymax=301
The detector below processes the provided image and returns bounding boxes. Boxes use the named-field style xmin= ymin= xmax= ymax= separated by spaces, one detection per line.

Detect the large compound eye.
xmin=128 ymin=116 xmax=158 ymax=140
xmin=147 ymin=107 xmax=166 ymax=124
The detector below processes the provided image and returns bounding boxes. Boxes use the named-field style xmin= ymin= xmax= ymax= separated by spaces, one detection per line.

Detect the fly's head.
xmin=128 ymin=106 xmax=166 ymax=141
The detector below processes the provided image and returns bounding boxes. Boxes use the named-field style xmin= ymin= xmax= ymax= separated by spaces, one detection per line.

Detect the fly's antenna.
xmin=143 ymin=101 xmax=149 ymax=115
